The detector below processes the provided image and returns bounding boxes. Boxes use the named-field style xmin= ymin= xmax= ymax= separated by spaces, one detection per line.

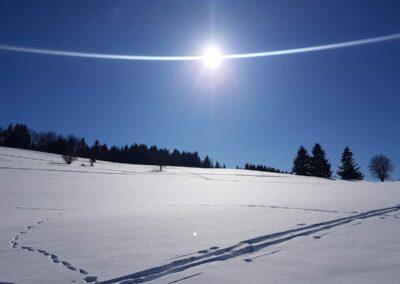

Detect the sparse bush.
xmin=62 ymin=154 xmax=77 ymax=165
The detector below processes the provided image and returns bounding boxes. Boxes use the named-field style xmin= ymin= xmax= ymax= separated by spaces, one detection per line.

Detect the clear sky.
xmin=1 ymin=0 xmax=399 ymax=179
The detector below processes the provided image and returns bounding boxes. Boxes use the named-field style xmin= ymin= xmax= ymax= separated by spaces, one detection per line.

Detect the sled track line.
xmin=98 ymin=204 xmax=400 ymax=284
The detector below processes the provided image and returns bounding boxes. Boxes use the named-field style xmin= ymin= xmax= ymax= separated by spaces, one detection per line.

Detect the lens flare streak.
xmin=0 ymin=33 xmax=399 ymax=61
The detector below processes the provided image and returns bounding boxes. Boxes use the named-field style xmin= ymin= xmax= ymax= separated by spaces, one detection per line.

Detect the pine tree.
xmin=337 ymin=147 xmax=364 ymax=180
xmin=310 ymin=143 xmax=332 ymax=177
xmin=202 ymin=155 xmax=213 ymax=168
xmin=4 ymin=123 xmax=31 ymax=149
xmin=292 ymin=146 xmax=311 ymax=176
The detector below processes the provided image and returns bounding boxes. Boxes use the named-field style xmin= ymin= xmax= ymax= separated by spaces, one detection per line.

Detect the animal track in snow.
xmin=38 ymin=249 xmax=50 ymax=256
xmin=9 ymin=215 xmax=96 ymax=283
xmin=21 ymin=246 xmax=35 ymax=251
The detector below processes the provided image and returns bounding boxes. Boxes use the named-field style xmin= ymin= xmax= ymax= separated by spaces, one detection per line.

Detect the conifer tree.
xmin=310 ymin=143 xmax=332 ymax=177
xmin=292 ymin=146 xmax=311 ymax=176
xmin=4 ymin=123 xmax=31 ymax=149
xmin=337 ymin=146 xmax=364 ymax=180
xmin=202 ymin=155 xmax=213 ymax=168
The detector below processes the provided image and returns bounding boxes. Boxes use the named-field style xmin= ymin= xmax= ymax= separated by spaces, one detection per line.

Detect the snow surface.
xmin=0 ymin=146 xmax=399 ymax=283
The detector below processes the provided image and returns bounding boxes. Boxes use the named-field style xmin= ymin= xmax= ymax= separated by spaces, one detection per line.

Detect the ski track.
xmin=165 ymin=203 xmax=357 ymax=214
xmin=8 ymin=214 xmax=97 ymax=283
xmin=175 ymin=169 xmax=330 ymax=185
xmin=243 ymin=249 xmax=282 ymax=263
xmin=8 ymin=206 xmax=66 ymax=211
xmin=166 ymin=272 xmax=203 ymax=284
xmin=97 ymin=205 xmax=400 ymax=284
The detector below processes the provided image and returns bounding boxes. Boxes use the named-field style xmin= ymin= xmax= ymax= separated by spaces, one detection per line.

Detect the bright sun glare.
xmin=202 ymin=47 xmax=223 ymax=69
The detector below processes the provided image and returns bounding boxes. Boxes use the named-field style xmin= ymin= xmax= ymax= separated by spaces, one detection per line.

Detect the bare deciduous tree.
xmin=368 ymin=155 xmax=393 ymax=182
xmin=62 ymin=154 xmax=77 ymax=165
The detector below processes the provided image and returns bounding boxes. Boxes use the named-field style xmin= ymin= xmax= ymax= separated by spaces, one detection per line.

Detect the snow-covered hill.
xmin=1 ymin=146 xmax=399 ymax=283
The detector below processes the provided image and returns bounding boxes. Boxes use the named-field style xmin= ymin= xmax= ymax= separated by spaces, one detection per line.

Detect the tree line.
xmin=0 ymin=123 xmax=221 ymax=168
xmin=0 ymin=123 xmax=395 ymax=181
xmin=292 ymin=143 xmax=395 ymax=182
xmin=243 ymin=163 xmax=287 ymax=174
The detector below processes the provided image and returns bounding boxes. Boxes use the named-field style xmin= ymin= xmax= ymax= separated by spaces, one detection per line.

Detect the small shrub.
xmin=62 ymin=154 xmax=77 ymax=165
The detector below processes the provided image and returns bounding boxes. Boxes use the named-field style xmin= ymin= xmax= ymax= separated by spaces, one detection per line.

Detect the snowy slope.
xmin=0 ymin=146 xmax=399 ymax=283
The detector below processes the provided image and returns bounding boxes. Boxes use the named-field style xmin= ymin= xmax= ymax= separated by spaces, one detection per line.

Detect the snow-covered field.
xmin=1 ymin=146 xmax=399 ymax=284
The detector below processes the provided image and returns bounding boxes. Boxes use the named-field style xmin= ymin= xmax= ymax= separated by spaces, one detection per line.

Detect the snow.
xmin=0 ymin=146 xmax=399 ymax=283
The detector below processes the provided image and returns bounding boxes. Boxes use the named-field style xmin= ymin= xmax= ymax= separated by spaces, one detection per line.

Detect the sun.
xmin=202 ymin=47 xmax=223 ymax=69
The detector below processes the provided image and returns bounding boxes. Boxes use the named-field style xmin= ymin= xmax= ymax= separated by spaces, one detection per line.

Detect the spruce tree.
xmin=202 ymin=155 xmax=213 ymax=168
xmin=292 ymin=146 xmax=311 ymax=176
xmin=337 ymin=147 xmax=364 ymax=180
xmin=310 ymin=143 xmax=332 ymax=177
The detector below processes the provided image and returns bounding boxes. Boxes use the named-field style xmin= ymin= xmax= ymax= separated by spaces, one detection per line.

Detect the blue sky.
xmin=1 ymin=0 xmax=399 ymax=179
